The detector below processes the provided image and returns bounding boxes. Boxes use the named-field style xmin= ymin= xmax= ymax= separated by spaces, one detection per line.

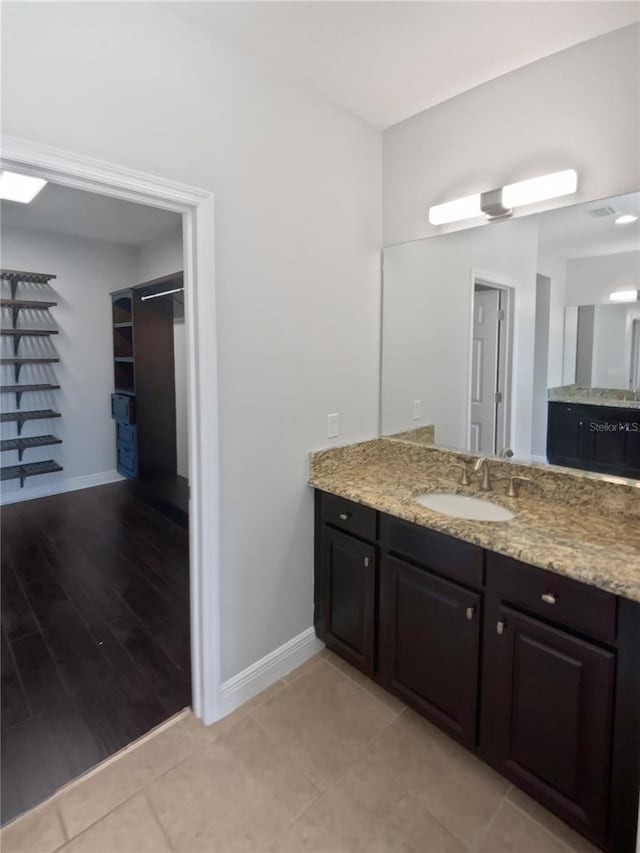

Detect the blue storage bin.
xmin=111 ymin=393 xmax=136 ymax=424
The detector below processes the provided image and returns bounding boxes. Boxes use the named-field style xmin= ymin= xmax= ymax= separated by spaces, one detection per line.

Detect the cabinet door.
xmin=483 ymin=605 xmax=614 ymax=841
xmin=547 ymin=403 xmax=584 ymax=466
xmin=321 ymin=527 xmax=376 ymax=675
xmin=380 ymin=556 xmax=481 ymax=747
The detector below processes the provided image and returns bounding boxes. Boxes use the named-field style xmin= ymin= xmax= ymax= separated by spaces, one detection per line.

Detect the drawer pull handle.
xmin=466 ymin=607 xmax=475 ymax=621
xmin=339 ymin=512 xmax=350 ymax=521
xmin=541 ymin=592 xmax=557 ymax=605
xmin=497 ymin=620 xmax=506 ymax=636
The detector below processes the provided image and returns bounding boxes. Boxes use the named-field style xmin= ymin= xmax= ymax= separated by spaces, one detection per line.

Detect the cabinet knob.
xmin=363 ymin=556 xmax=371 ymax=568
xmin=497 ymin=619 xmax=506 ymax=636
xmin=541 ymin=592 xmax=557 ymax=605
xmin=339 ymin=512 xmax=350 ymax=521
xmin=465 ymin=607 xmax=475 ymax=621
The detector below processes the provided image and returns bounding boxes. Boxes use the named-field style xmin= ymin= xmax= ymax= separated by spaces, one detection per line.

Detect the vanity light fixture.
xmin=614 ymin=214 xmax=638 ymax=225
xmin=428 ymin=169 xmax=578 ymax=226
xmin=609 ymin=290 xmax=639 ymax=303
xmin=0 ymin=170 xmax=47 ymax=203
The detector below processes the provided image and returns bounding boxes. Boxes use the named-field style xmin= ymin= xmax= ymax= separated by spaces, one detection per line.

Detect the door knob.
xmin=339 ymin=512 xmax=350 ymax=521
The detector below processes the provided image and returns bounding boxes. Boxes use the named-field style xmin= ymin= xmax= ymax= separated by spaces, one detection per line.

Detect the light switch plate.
xmin=327 ymin=413 xmax=339 ymax=438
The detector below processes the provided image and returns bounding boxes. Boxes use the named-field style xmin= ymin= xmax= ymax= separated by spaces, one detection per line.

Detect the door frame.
xmin=1 ymin=135 xmax=222 ymax=724
xmin=466 ymin=270 xmax=515 ymax=455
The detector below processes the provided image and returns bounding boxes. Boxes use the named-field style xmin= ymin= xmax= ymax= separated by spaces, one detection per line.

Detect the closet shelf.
xmin=1 ymin=460 xmax=63 ymax=487
xmin=1 ymin=270 xmax=57 ymax=284
xmin=1 ymin=435 xmax=62 ymax=461
xmin=0 ymin=383 xmax=61 ymax=394
xmin=0 ymin=357 xmax=60 ymax=364
xmin=1 ymin=299 xmax=58 ymax=310
xmin=1 ymin=329 xmax=59 ymax=337
xmin=0 ymin=410 xmax=61 ymax=436
xmin=0 ymin=383 xmax=61 ymax=409
xmin=0 ymin=409 xmax=61 ymax=422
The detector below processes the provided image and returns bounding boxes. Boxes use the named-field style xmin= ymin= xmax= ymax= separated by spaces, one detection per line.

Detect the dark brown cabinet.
xmin=481 ymin=605 xmax=615 ymax=840
xmin=313 ymin=489 xmax=640 ymax=852
xmin=321 ymin=526 xmax=376 ymax=674
xmin=547 ymin=401 xmax=640 ymax=477
xmin=380 ymin=555 xmax=481 ymax=746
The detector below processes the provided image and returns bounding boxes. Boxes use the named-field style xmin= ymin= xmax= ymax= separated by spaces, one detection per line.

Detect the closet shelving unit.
xmin=0 ymin=269 xmax=63 ymax=487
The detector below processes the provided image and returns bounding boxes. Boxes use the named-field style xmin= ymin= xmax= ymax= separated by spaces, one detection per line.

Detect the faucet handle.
xmin=506 ymin=475 xmax=532 ymax=497
xmin=453 ymin=463 xmax=471 ymax=486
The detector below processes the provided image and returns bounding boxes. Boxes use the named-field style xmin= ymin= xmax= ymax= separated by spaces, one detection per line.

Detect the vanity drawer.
xmin=383 ymin=517 xmax=483 ymax=589
xmin=320 ymin=491 xmax=378 ymax=542
xmin=487 ymin=553 xmax=616 ymax=644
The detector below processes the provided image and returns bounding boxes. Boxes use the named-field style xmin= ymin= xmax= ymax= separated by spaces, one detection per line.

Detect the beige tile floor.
xmin=1 ymin=650 xmax=601 ymax=853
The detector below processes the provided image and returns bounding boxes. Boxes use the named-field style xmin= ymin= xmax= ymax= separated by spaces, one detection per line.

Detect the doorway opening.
xmin=0 ymin=137 xmax=221 ymax=823
xmin=469 ymin=279 xmax=514 ymax=455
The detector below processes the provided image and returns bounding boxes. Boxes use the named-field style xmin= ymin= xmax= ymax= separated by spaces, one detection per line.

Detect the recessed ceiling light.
xmin=0 ymin=170 xmax=47 ymax=203
xmin=614 ymin=214 xmax=638 ymax=225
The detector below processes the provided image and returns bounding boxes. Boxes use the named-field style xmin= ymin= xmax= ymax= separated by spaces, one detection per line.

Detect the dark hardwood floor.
xmin=1 ymin=482 xmax=190 ymax=825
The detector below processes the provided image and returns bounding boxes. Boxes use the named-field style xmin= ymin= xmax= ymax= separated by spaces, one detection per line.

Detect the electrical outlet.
xmin=327 ymin=413 xmax=339 ymax=438
xmin=412 ymin=400 xmax=421 ymax=421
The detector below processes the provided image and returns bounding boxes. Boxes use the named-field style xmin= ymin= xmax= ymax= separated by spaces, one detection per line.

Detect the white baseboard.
xmin=0 ymin=469 xmax=125 ymax=505
xmin=219 ymin=626 xmax=323 ymax=718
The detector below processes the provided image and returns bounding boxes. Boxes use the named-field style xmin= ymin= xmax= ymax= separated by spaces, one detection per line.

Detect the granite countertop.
xmin=548 ymin=385 xmax=640 ymax=411
xmin=309 ymin=439 xmax=640 ymax=603
xmin=550 ymin=395 xmax=640 ymax=411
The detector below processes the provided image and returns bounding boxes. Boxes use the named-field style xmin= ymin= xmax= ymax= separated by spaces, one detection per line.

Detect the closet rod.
xmin=140 ymin=287 xmax=184 ymax=302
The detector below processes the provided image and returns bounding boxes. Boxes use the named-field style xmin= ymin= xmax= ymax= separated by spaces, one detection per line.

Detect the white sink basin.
xmin=414 ymin=492 xmax=515 ymax=522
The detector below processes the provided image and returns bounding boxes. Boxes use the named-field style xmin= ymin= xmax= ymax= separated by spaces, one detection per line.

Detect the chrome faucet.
xmin=473 ymin=456 xmax=492 ymax=491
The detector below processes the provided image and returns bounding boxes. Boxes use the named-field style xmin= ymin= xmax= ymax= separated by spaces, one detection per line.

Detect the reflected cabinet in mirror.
xmin=381 ymin=192 xmax=640 ymax=478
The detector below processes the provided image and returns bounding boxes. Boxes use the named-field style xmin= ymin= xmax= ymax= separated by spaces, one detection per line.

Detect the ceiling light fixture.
xmin=609 ymin=290 xmax=639 ymax=303
xmin=0 ymin=170 xmax=47 ymax=203
xmin=428 ymin=169 xmax=578 ymax=226
xmin=614 ymin=214 xmax=638 ymax=225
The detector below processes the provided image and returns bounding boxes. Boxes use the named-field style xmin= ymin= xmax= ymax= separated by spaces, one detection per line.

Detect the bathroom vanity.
xmin=547 ymin=398 xmax=640 ymax=478
xmin=310 ymin=439 xmax=640 ymax=853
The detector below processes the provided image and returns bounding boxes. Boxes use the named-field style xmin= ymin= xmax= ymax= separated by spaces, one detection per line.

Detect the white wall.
xmin=382 ymin=215 xmax=538 ymax=460
xmin=0 ymin=225 xmax=138 ymax=500
xmin=565 ymin=250 xmax=640 ymax=305
xmin=1 ymin=1 xmax=382 ymax=681
xmin=137 ymin=227 xmax=188 ymax=478
xmin=383 ymin=24 xmax=640 ymax=246
xmin=591 ymin=303 xmax=640 ymax=389
xmin=137 ymin=227 xmax=183 ymax=283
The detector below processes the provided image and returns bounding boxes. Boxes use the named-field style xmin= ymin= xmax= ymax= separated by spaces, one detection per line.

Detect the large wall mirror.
xmin=381 ymin=191 xmax=640 ymax=479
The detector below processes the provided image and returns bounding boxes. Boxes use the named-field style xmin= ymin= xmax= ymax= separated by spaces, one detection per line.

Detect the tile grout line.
xmin=505 ymin=796 xmax=583 ymax=852
xmin=473 ymin=786 xmax=511 ymax=852
xmin=142 ymin=789 xmax=176 ymax=853
xmin=324 ymin=655 xmax=407 ymax=719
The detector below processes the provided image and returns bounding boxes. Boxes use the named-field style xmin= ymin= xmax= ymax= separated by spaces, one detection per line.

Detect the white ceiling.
xmin=163 ymin=1 xmax=640 ymax=129
xmin=0 ymin=183 xmax=181 ymax=247
xmin=537 ymin=192 xmax=640 ymax=259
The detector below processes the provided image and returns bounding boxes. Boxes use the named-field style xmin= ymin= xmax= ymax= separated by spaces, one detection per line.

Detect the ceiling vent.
xmin=589 ymin=205 xmax=617 ymax=218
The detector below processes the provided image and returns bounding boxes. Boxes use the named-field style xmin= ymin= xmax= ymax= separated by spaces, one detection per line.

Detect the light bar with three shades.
xmin=428 ymin=169 xmax=578 ymax=225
